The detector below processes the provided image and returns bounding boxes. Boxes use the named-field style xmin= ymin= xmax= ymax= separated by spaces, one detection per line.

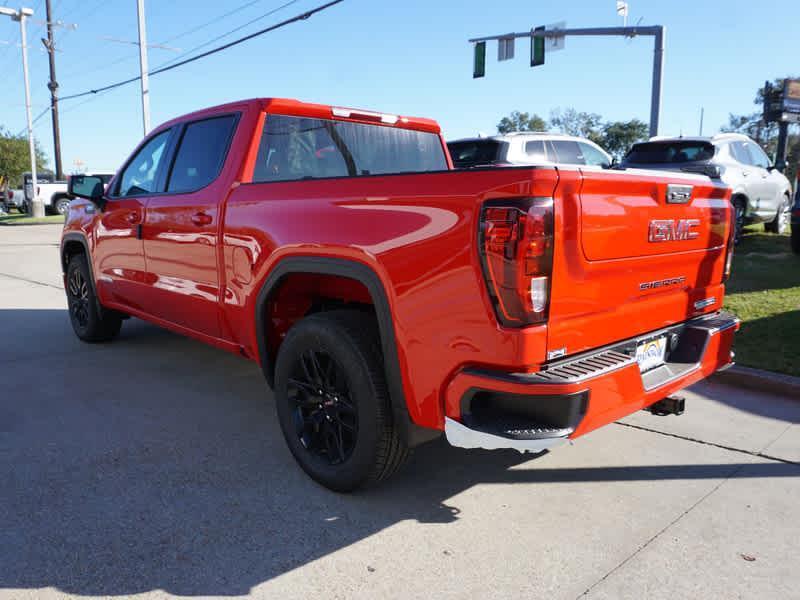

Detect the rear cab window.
xmin=625 ymin=141 xmax=715 ymax=164
xmin=254 ymin=115 xmax=448 ymax=182
xmin=447 ymin=139 xmax=508 ymax=169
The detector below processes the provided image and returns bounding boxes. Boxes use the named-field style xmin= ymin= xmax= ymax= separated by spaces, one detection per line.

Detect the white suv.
xmin=447 ymin=132 xmax=613 ymax=169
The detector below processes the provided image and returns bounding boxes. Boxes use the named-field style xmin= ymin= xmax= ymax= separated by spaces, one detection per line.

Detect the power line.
xmin=58 ymin=0 xmax=299 ymax=87
xmin=59 ymin=0 xmax=343 ymax=103
xmin=154 ymin=0 xmax=300 ymax=71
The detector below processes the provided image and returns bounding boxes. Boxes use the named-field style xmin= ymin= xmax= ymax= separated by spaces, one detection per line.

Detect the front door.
xmin=93 ymin=129 xmax=172 ymax=312
xmin=141 ymin=114 xmax=239 ymax=338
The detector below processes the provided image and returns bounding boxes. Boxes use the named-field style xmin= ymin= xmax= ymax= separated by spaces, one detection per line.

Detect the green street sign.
xmin=473 ymin=41 xmax=486 ymax=78
xmin=531 ymin=26 xmax=545 ymax=67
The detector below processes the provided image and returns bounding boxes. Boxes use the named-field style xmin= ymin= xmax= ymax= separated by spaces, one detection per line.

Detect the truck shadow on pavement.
xmin=1 ymin=311 xmax=798 ymax=597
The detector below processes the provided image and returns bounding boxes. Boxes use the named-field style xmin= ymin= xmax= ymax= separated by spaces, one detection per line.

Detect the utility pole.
xmin=0 ymin=5 xmax=41 ymax=217
xmin=469 ymin=25 xmax=667 ymax=137
xmin=136 ymin=0 xmax=150 ymax=135
xmin=43 ymin=0 xmax=62 ymax=180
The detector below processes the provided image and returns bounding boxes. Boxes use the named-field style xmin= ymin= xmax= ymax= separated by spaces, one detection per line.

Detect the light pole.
xmin=136 ymin=0 xmax=150 ymax=135
xmin=0 ymin=5 xmax=42 ymax=217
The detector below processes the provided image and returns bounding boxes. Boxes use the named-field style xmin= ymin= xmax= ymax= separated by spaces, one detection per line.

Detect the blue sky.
xmin=0 ymin=0 xmax=796 ymax=172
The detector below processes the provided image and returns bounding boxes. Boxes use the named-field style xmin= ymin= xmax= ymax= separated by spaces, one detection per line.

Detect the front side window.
xmin=167 ymin=115 xmax=238 ymax=193
xmin=117 ymin=130 xmax=171 ymax=196
xmin=550 ymin=140 xmax=586 ymax=165
xmin=579 ymin=142 xmax=610 ymax=167
xmin=253 ymin=115 xmax=448 ymax=182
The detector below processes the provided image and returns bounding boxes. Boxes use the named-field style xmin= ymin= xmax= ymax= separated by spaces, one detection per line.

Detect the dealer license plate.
xmin=636 ymin=336 xmax=667 ymax=373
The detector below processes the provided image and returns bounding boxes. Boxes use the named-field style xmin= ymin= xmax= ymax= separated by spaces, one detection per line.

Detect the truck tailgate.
xmin=547 ymin=167 xmax=732 ymax=359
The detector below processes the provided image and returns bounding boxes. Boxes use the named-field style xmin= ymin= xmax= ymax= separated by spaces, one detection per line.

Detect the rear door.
xmin=141 ymin=113 xmax=239 ymax=338
xmin=745 ymin=141 xmax=782 ymax=215
xmin=547 ymin=167 xmax=731 ymax=357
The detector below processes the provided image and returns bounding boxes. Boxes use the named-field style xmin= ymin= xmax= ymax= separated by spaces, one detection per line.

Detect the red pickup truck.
xmin=62 ymin=98 xmax=739 ymax=491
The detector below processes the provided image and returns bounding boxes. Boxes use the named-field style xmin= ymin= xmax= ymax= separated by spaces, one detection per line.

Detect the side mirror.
xmin=68 ymin=175 xmax=105 ymax=206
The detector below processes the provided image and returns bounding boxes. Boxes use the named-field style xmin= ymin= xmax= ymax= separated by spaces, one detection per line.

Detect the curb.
xmin=710 ymin=365 xmax=800 ymax=399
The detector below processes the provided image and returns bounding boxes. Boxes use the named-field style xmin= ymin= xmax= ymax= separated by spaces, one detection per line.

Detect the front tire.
xmin=733 ymin=198 xmax=746 ymax=246
xmin=274 ymin=310 xmax=409 ymax=492
xmin=66 ymin=255 xmax=122 ymax=342
xmin=765 ymin=195 xmax=791 ymax=235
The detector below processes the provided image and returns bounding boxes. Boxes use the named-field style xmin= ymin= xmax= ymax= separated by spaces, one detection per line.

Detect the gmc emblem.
xmin=648 ymin=219 xmax=700 ymax=242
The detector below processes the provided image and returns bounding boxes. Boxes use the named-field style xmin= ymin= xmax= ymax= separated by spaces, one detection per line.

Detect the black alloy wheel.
xmin=67 ymin=266 xmax=91 ymax=331
xmin=287 ymin=349 xmax=358 ymax=466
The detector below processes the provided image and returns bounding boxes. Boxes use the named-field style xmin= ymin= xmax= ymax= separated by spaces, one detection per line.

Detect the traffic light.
xmin=473 ymin=41 xmax=486 ymax=78
xmin=531 ymin=26 xmax=545 ymax=67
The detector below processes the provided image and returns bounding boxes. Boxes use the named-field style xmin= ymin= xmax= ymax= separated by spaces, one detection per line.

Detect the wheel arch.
xmin=254 ymin=256 xmax=439 ymax=447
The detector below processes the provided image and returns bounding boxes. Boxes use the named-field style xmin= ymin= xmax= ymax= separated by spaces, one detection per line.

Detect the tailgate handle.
xmin=666 ymin=184 xmax=693 ymax=204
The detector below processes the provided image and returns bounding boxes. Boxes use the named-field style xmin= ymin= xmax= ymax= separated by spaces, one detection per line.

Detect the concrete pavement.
xmin=1 ymin=224 xmax=797 ymax=599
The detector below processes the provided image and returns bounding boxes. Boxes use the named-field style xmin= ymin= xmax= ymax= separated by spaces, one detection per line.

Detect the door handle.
xmin=191 ymin=212 xmax=213 ymax=226
xmin=125 ymin=211 xmax=140 ymax=224
xmin=741 ymin=171 xmax=749 ymax=177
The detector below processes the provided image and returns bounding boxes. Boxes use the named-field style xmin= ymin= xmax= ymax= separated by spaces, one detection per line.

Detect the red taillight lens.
xmin=479 ymin=198 xmax=554 ymax=327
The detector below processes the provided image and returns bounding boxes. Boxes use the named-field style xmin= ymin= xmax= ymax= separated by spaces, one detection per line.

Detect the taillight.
xmin=723 ymin=202 xmax=735 ymax=282
xmin=479 ymin=198 xmax=554 ymax=327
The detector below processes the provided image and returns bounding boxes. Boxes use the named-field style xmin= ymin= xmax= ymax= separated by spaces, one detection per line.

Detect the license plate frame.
xmin=635 ymin=335 xmax=667 ymax=373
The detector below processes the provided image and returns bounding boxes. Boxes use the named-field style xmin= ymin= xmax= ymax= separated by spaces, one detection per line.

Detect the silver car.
xmin=447 ymin=132 xmax=613 ymax=169
xmin=622 ymin=134 xmax=793 ymax=243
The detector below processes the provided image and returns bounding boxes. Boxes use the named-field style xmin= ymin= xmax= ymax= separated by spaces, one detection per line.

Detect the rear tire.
xmin=765 ymin=195 xmax=791 ymax=235
xmin=66 ymin=254 xmax=122 ymax=342
xmin=273 ymin=310 xmax=410 ymax=492
xmin=54 ymin=196 xmax=71 ymax=216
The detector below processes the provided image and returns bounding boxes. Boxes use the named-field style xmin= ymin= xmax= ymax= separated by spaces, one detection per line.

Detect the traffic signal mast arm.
xmin=469 ymin=25 xmax=665 ymax=137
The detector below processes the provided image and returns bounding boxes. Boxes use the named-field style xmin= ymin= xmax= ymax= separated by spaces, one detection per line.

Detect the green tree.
xmin=601 ymin=119 xmax=649 ymax=159
xmin=0 ymin=127 xmax=48 ymax=189
xmin=549 ymin=108 xmax=603 ymax=143
xmin=497 ymin=111 xmax=547 ymax=134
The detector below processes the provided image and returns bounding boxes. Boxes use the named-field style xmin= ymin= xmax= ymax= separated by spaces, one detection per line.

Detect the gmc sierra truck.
xmin=62 ymin=98 xmax=739 ymax=491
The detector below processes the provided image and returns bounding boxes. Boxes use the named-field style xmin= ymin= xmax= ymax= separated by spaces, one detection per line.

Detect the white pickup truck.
xmin=23 ymin=172 xmax=114 ymax=215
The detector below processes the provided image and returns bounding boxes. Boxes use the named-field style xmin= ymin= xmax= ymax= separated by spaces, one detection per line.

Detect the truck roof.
xmin=157 ymin=98 xmax=441 ymax=135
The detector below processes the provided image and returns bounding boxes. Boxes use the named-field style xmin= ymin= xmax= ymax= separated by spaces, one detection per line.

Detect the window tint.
xmin=447 ymin=139 xmax=506 ymax=168
xmin=745 ymin=142 xmax=770 ymax=169
xmin=167 ymin=115 xmax=237 ymax=193
xmin=579 ymin=142 xmax=610 ymax=167
xmin=253 ymin=115 xmax=448 ymax=182
xmin=624 ymin=141 xmax=715 ymax=164
xmin=551 ymin=140 xmax=585 ymax=165
xmin=524 ymin=140 xmax=548 ymax=161
xmin=117 ymin=130 xmax=171 ymax=196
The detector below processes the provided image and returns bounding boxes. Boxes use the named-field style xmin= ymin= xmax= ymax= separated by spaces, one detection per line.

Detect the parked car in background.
xmin=2 ymin=188 xmax=25 ymax=213
xmin=791 ymin=167 xmax=799 ymax=254
xmin=621 ymin=134 xmax=793 ymax=244
xmin=447 ymin=132 xmax=612 ymax=169
xmin=23 ymin=171 xmax=115 ymax=215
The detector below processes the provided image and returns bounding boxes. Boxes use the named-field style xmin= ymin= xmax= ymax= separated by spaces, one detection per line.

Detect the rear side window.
xmin=167 ymin=115 xmax=237 ymax=193
xmin=448 ymin=139 xmax=507 ymax=168
xmin=625 ymin=141 xmax=715 ymax=164
xmin=254 ymin=115 xmax=447 ymax=182
xmin=730 ymin=142 xmax=751 ymax=165
xmin=551 ymin=140 xmax=585 ymax=165
xmin=524 ymin=140 xmax=548 ymax=161
xmin=745 ymin=142 xmax=770 ymax=169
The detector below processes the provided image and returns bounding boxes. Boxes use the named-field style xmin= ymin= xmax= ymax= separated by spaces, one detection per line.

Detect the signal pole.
xmin=44 ymin=0 xmax=63 ymax=180
xmin=469 ymin=25 xmax=666 ymax=137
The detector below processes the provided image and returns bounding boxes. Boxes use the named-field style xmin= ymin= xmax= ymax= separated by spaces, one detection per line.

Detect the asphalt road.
xmin=1 ymin=224 xmax=798 ymax=599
